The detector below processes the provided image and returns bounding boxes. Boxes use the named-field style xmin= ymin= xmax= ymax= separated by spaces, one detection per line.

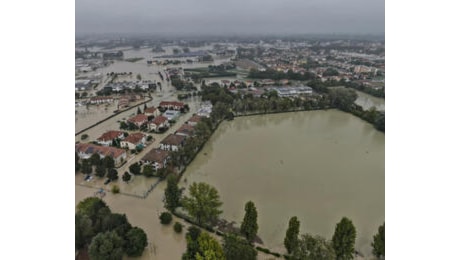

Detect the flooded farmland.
xmin=181 ymin=110 xmax=385 ymax=256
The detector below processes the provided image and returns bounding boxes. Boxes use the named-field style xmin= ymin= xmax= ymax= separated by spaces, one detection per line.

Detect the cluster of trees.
xmin=208 ymin=63 xmax=236 ymax=72
xmin=77 ymin=153 xmax=118 ymax=180
xmin=165 ymin=178 xmax=384 ymax=259
xmin=76 ymin=197 xmax=147 ymax=259
xmin=344 ymin=80 xmax=385 ymax=98
xmin=282 ymin=216 xmax=385 ymax=260
xmin=171 ymin=75 xmax=196 ymax=91
xmin=248 ymin=68 xmax=317 ymax=81
xmin=128 ymin=161 xmax=170 ymax=179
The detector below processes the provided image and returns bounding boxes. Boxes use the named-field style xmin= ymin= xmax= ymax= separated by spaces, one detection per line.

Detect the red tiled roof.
xmin=76 ymin=143 xmax=126 ymax=159
xmin=128 ymin=114 xmax=148 ymax=123
xmin=142 ymin=149 xmax=169 ymax=163
xmin=151 ymin=115 xmax=168 ymax=125
xmin=176 ymin=124 xmax=195 ymax=135
xmin=97 ymin=130 xmax=124 ymax=142
xmin=123 ymin=133 xmax=145 ymax=144
xmin=144 ymin=107 xmax=157 ymax=114
xmin=187 ymin=115 xmax=203 ymax=123
xmin=159 ymin=101 xmax=185 ymax=107
xmin=161 ymin=134 xmax=186 ymax=146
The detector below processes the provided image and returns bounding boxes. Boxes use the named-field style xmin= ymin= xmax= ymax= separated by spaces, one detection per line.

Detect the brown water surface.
xmin=181 ymin=110 xmax=385 ymax=256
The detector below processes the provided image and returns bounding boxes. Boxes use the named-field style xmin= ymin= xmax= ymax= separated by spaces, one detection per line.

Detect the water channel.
xmin=181 ymin=109 xmax=385 ymax=256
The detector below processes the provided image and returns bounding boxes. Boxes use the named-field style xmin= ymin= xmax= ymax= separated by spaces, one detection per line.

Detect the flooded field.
xmin=181 ymin=110 xmax=385 ymax=256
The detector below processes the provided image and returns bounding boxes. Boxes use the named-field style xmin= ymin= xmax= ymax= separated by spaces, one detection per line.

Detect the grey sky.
xmin=76 ymin=0 xmax=384 ymax=35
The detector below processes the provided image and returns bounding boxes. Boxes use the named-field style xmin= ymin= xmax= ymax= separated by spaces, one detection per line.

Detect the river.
xmin=181 ymin=109 xmax=385 ymax=256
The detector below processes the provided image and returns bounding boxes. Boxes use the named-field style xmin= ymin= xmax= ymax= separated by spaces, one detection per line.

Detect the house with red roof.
xmin=75 ymin=143 xmax=127 ymax=166
xmin=127 ymin=114 xmax=148 ymax=128
xmin=186 ymin=115 xmax=203 ymax=126
xmin=141 ymin=149 xmax=170 ymax=171
xmin=120 ymin=132 xmax=146 ymax=150
xmin=148 ymin=115 xmax=169 ymax=132
xmin=89 ymin=96 xmax=114 ymax=104
xmin=96 ymin=130 xmax=125 ymax=146
xmin=159 ymin=101 xmax=185 ymax=111
xmin=175 ymin=124 xmax=195 ymax=137
xmin=160 ymin=134 xmax=186 ymax=151
xmin=144 ymin=106 xmax=161 ymax=118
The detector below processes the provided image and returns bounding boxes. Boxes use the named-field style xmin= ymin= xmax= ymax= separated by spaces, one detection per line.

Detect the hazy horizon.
xmin=76 ymin=0 xmax=384 ymax=36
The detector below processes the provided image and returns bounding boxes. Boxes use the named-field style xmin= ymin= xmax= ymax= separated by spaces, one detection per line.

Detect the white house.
xmin=75 ymin=143 xmax=127 ymax=166
xmin=148 ymin=115 xmax=169 ymax=132
xmin=160 ymin=134 xmax=186 ymax=152
xmin=141 ymin=149 xmax=170 ymax=171
xmin=120 ymin=132 xmax=146 ymax=150
xmin=96 ymin=130 xmax=125 ymax=146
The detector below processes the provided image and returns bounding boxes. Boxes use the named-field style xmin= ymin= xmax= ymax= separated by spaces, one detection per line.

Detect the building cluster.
xmin=76 ymin=99 xmax=205 ymax=171
xmin=233 ymin=39 xmax=384 ymax=89
xmin=103 ymin=80 xmax=157 ymax=93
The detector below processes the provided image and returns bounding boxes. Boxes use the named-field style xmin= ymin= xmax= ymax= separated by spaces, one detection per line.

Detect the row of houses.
xmin=76 ymin=100 xmax=205 ymax=171
xmin=140 ymin=114 xmax=205 ymax=170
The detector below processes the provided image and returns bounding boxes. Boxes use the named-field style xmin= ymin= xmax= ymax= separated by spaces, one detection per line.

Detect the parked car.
xmin=84 ymin=175 xmax=93 ymax=181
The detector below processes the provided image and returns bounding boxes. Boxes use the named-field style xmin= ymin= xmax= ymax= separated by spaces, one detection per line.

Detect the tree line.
xmin=197 ymin=83 xmax=384 ymax=132
xmin=163 ymin=179 xmax=384 ymax=259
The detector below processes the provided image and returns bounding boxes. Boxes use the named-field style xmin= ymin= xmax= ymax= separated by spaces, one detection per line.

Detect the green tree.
xmin=142 ymin=164 xmax=155 ymax=177
xmin=75 ymin=212 xmax=93 ymax=249
xmin=328 ymin=88 xmax=357 ymax=111
xmin=81 ymin=159 xmax=92 ymax=174
xmin=77 ymin=197 xmax=111 ymax=234
xmin=292 ymin=233 xmax=336 ymax=260
xmin=103 ymin=156 xmax=115 ymax=169
xmin=332 ymin=217 xmax=357 ymax=260
xmin=183 ymin=226 xmax=202 ymax=259
xmin=240 ymin=201 xmax=258 ymax=242
xmin=182 ymin=182 xmax=223 ymax=225
xmin=90 ymin=153 xmax=101 ymax=166
xmin=159 ymin=212 xmax=173 ymax=225
xmin=165 ymin=175 xmax=182 ymax=211
xmin=223 ymin=233 xmax=257 ymax=260
xmin=122 ymin=171 xmax=131 ymax=182
xmin=195 ymin=232 xmax=225 ymax=260
xmin=284 ymin=216 xmax=300 ymax=254
xmin=174 ymin=222 xmax=183 ymax=233
xmin=95 ymin=164 xmax=106 ymax=178
xmin=136 ymin=74 xmax=142 ymax=80
xmin=124 ymin=227 xmax=148 ymax=257
xmin=129 ymin=162 xmax=141 ymax=175
xmin=88 ymin=231 xmax=124 ymax=260
xmin=101 ymin=213 xmax=132 ymax=237
xmin=107 ymin=168 xmax=118 ymax=180
xmin=371 ymin=223 xmax=385 ymax=259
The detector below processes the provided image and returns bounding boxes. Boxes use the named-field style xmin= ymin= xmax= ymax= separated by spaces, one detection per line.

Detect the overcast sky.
xmin=76 ymin=0 xmax=384 ymax=36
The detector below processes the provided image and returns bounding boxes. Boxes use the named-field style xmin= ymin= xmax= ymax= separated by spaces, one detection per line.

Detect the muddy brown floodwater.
xmin=181 ymin=110 xmax=385 ymax=257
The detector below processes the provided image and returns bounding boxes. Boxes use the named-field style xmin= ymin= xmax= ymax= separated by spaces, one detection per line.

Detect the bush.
xmin=160 ymin=212 xmax=172 ymax=225
xmin=174 ymin=222 xmax=183 ymax=233
xmin=111 ymin=185 xmax=120 ymax=194
xmin=256 ymin=247 xmax=270 ymax=254
xmin=147 ymin=135 xmax=153 ymax=141
xmin=81 ymin=134 xmax=89 ymax=140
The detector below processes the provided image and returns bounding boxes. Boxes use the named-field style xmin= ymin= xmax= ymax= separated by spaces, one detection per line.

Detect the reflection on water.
xmin=182 ymin=110 xmax=384 ymax=256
